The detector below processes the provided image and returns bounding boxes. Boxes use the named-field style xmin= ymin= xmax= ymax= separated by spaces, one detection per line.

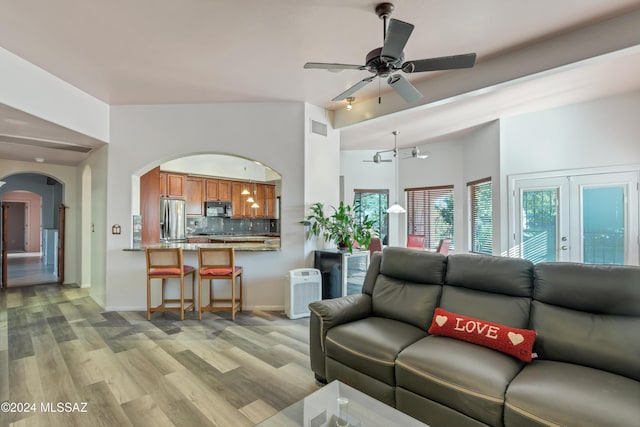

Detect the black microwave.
xmin=205 ymin=201 xmax=232 ymax=217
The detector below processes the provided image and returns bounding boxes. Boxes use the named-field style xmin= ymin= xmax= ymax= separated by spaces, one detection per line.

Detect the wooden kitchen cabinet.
xmin=205 ymin=179 xmax=232 ymax=202
xmin=140 ymin=166 xmax=161 ymax=244
xmin=264 ymin=184 xmax=276 ymax=218
xmin=251 ymin=184 xmax=266 ymax=217
xmin=231 ymin=181 xmax=248 ymax=218
xmin=160 ymin=172 xmax=185 ymax=197
xmin=185 ymin=177 xmax=204 ymax=216
xmin=218 ymin=180 xmax=231 ymax=201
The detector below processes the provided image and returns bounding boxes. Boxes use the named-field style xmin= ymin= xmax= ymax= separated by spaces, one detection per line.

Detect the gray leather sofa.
xmin=309 ymin=247 xmax=640 ymax=427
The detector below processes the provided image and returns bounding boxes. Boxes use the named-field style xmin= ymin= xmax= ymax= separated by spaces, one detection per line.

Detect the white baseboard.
xmin=102 ymin=304 xmax=286 ymax=313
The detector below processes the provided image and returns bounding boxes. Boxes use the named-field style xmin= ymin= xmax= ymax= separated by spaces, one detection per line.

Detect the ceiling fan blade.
xmin=304 ymin=62 xmax=366 ymax=71
xmin=332 ymin=76 xmax=375 ymax=101
xmin=387 ymin=74 xmax=423 ymax=104
xmin=402 ymin=53 xmax=476 ymax=73
xmin=381 ymin=19 xmax=414 ymax=61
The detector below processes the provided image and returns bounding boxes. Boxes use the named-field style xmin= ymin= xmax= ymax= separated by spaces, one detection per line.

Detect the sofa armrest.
xmin=308 ymin=294 xmax=372 ymax=381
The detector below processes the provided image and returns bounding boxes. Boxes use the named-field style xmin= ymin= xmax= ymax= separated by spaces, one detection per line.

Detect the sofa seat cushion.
xmin=325 ymin=317 xmax=427 ymax=386
xmin=396 ymin=335 xmax=524 ymax=426
xmin=505 ymin=360 xmax=640 ymax=427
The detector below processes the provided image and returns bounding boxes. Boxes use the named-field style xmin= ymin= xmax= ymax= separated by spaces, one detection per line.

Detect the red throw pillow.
xmin=428 ymin=308 xmax=537 ymax=362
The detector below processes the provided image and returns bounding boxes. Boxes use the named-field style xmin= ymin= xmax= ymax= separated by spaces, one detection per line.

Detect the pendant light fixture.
xmin=387 ymin=130 xmax=406 ymax=214
xmin=241 ymin=166 xmax=251 ymax=196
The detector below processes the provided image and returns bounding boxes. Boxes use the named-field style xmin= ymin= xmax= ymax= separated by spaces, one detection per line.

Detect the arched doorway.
xmin=0 ymin=173 xmax=64 ymax=287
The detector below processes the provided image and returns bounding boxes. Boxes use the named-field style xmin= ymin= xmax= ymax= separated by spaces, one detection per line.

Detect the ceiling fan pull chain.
xmin=379 ymin=78 xmax=382 ymax=104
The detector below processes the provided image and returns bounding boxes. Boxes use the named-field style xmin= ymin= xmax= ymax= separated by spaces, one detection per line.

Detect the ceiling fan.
xmin=304 ymin=2 xmax=476 ymax=104
xmin=363 ymin=131 xmax=430 ymax=163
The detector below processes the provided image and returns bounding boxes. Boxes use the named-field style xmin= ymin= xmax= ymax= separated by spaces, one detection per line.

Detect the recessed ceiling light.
xmin=35 ymin=157 xmax=45 ymax=163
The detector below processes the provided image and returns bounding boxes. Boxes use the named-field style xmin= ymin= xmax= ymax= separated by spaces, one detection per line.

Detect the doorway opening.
xmin=1 ymin=173 xmax=64 ymax=287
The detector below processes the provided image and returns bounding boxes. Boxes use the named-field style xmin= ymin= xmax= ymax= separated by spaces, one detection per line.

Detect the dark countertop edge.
xmin=123 ymin=244 xmax=281 ymax=252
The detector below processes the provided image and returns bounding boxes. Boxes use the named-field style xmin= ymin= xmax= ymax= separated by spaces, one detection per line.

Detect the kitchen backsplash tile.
xmin=187 ymin=217 xmax=277 ymax=235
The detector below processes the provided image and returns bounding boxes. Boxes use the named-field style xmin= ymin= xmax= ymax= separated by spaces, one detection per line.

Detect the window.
xmin=406 ymin=185 xmax=454 ymax=250
xmin=354 ymin=189 xmax=388 ymax=241
xmin=469 ymin=178 xmax=492 ymax=255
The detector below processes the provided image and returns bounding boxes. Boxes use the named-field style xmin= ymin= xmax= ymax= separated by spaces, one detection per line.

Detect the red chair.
xmin=145 ymin=247 xmax=195 ymax=320
xmin=368 ymin=237 xmax=383 ymax=256
xmin=197 ymin=247 xmax=243 ymax=320
xmin=407 ymin=234 xmax=425 ymax=249
xmin=436 ymin=238 xmax=451 ymax=255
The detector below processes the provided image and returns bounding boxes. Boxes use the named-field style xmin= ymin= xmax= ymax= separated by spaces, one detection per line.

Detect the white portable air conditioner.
xmin=285 ymin=268 xmax=322 ymax=319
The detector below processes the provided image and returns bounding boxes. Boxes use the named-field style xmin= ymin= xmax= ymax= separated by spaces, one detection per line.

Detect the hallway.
xmin=7 ymin=253 xmax=57 ymax=287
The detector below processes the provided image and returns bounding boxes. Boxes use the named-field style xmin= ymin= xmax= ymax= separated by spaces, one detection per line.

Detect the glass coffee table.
xmin=256 ymin=380 xmax=428 ymax=427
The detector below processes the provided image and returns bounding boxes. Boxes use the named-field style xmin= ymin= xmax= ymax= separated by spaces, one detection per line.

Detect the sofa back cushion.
xmin=371 ymin=248 xmax=446 ymax=329
xmin=440 ymin=254 xmax=535 ymax=329
xmin=532 ymin=262 xmax=640 ymax=380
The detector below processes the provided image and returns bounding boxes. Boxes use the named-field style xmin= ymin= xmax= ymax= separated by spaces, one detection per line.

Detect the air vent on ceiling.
xmin=0 ymin=134 xmax=94 ymax=153
xmin=311 ymin=120 xmax=328 ymax=137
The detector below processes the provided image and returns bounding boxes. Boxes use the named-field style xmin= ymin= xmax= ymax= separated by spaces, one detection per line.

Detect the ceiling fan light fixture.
xmin=412 ymin=147 xmax=430 ymax=159
xmin=346 ymin=96 xmax=355 ymax=110
xmin=303 ymin=2 xmax=476 ymax=105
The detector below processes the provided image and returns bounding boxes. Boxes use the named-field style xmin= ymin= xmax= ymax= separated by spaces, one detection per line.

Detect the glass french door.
xmin=514 ymin=178 xmax=570 ymax=263
xmin=513 ymin=171 xmax=639 ymax=265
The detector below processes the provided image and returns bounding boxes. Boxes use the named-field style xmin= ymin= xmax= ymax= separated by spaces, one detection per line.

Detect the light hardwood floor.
xmin=6 ymin=255 xmax=57 ymax=287
xmin=0 ymin=284 xmax=319 ymax=426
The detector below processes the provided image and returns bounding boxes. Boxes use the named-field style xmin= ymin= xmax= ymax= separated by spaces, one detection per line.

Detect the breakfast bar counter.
xmin=124 ymin=237 xmax=280 ymax=252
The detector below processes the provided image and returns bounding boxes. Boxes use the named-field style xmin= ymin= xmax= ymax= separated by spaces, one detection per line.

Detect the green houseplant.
xmin=305 ymin=201 xmax=375 ymax=252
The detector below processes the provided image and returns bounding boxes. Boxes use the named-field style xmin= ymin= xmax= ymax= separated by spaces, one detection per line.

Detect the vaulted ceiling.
xmin=2 ymin=0 xmax=640 ymax=164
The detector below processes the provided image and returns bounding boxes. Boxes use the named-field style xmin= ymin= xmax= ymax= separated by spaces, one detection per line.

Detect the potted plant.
xmin=305 ymin=201 xmax=375 ymax=252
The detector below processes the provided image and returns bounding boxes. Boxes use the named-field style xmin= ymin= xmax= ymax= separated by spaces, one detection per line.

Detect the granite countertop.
xmin=124 ymin=236 xmax=280 ymax=252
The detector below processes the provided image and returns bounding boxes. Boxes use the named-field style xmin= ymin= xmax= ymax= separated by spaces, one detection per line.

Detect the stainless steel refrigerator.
xmin=160 ymin=198 xmax=186 ymax=242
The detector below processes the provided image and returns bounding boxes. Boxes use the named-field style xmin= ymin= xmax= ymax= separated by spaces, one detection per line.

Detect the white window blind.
xmin=406 ymin=185 xmax=454 ymax=250
xmin=469 ymin=178 xmax=492 ymax=254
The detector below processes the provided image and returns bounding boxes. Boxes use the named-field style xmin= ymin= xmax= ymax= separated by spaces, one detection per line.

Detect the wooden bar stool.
xmin=197 ymin=247 xmax=243 ymax=320
xmin=145 ymin=247 xmax=195 ymax=320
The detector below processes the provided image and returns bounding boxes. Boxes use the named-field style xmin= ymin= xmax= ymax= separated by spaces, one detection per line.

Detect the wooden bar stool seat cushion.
xmin=199 ymin=266 xmax=242 ymax=276
xmin=149 ymin=265 xmax=195 ymax=276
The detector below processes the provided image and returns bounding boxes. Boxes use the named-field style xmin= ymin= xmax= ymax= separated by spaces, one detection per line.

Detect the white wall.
xmin=0 ymin=47 xmax=109 ymax=142
xmin=105 ymin=102 xmax=305 ymax=311
xmin=303 ymin=103 xmax=341 ymax=261
xmin=340 ymin=150 xmax=395 ymax=204
xmin=461 ymin=122 xmax=501 ymax=254
xmin=499 ymin=90 xmax=640 ymax=255
xmin=78 ymin=145 xmax=108 ymax=307
xmin=400 ymin=138 xmax=464 ymax=250
xmin=161 ymin=154 xmax=274 ymax=181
